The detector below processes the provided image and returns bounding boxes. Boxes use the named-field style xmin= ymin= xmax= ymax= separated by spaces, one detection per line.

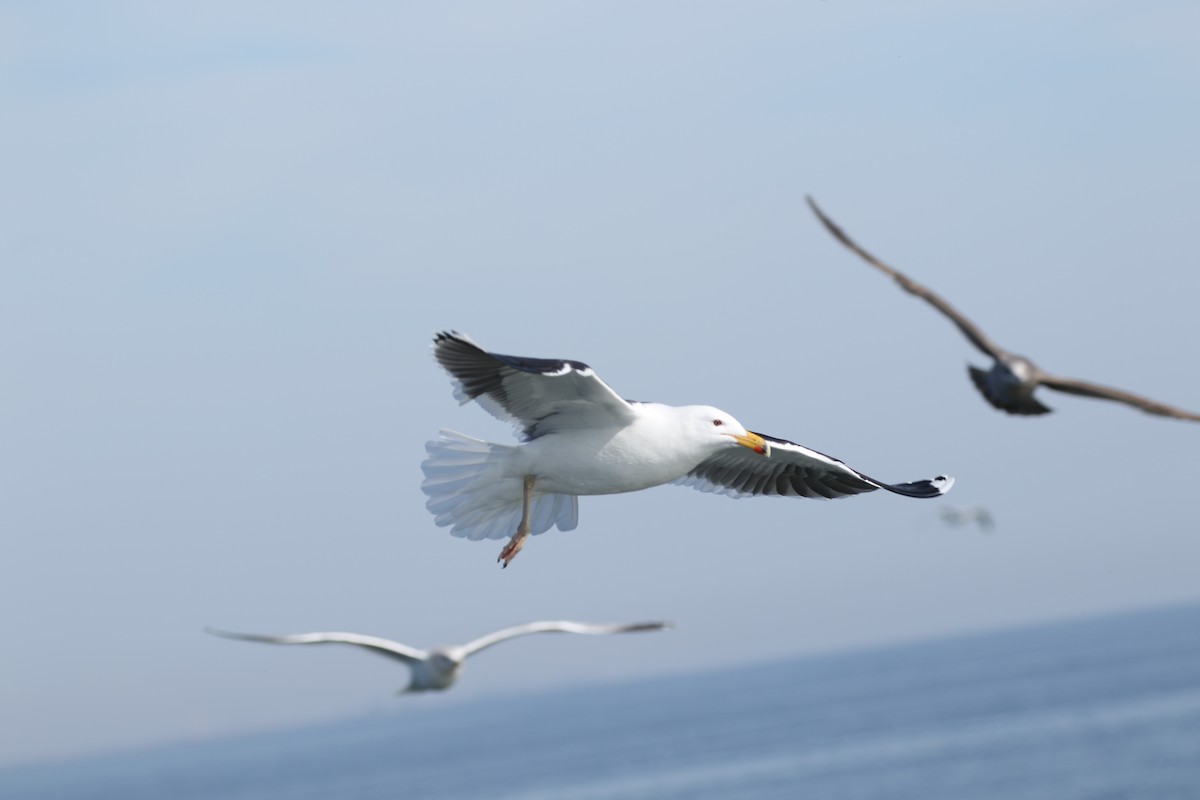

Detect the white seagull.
xmin=206 ymin=620 xmax=671 ymax=694
xmin=423 ymin=330 xmax=954 ymax=566
xmin=807 ymin=196 xmax=1200 ymax=421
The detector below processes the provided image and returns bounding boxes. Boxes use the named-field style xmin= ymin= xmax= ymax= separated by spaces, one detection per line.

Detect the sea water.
xmin=4 ymin=603 xmax=1199 ymax=799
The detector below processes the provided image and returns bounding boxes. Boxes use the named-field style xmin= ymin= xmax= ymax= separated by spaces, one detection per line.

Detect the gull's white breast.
xmin=515 ymin=403 xmax=713 ymax=496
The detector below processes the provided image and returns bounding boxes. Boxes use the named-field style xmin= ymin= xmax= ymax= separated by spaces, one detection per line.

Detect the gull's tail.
xmin=421 ymin=430 xmax=579 ymax=541
xmin=968 ymin=366 xmax=1052 ymax=415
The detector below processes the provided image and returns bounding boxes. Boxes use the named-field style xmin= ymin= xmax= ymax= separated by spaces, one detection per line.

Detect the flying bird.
xmin=806 ymin=196 xmax=1200 ymax=422
xmin=206 ymin=620 xmax=671 ymax=694
xmin=939 ymin=504 xmax=995 ymax=533
xmin=423 ymin=330 xmax=954 ymax=566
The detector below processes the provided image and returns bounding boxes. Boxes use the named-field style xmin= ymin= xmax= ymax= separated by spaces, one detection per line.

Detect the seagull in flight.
xmin=206 ymin=620 xmax=671 ymax=694
xmin=423 ymin=330 xmax=953 ymax=566
xmin=939 ymin=504 xmax=995 ymax=533
xmin=807 ymin=196 xmax=1200 ymax=422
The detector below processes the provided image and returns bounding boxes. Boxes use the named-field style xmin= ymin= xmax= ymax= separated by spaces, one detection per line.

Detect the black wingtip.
xmin=883 ymin=474 xmax=955 ymax=498
xmin=805 ymin=195 xmax=842 ymax=236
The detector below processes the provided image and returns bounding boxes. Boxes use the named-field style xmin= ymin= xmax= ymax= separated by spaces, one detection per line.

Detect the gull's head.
xmin=688 ymin=405 xmax=769 ymax=456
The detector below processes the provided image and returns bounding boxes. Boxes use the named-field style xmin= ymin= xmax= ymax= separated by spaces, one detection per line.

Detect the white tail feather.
xmin=421 ymin=430 xmax=578 ymax=541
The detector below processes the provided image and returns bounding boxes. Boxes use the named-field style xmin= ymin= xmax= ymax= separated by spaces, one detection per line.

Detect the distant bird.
xmin=807 ymin=196 xmax=1200 ymax=422
xmin=423 ymin=330 xmax=954 ymax=566
xmin=939 ymin=504 xmax=995 ymax=533
xmin=206 ymin=620 xmax=672 ymax=694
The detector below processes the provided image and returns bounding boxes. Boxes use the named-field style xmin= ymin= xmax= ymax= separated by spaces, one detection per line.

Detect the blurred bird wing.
xmin=806 ymin=196 xmax=1010 ymax=362
xmin=205 ymin=627 xmax=427 ymax=663
xmin=1037 ymin=373 xmax=1200 ymax=421
xmin=458 ymin=620 xmax=672 ymax=658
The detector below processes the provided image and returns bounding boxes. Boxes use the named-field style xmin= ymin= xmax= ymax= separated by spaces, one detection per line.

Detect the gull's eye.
xmin=712 ymin=419 xmax=723 ymax=427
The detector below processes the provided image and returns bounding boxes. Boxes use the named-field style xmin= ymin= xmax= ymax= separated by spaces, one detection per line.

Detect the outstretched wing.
xmin=433 ymin=331 xmax=637 ymax=441
xmin=677 ymin=432 xmax=954 ymax=499
xmin=807 ymin=196 xmax=1009 ymax=362
xmin=204 ymin=627 xmax=427 ymax=663
xmin=459 ymin=620 xmax=673 ymax=658
xmin=1038 ymin=373 xmax=1200 ymax=422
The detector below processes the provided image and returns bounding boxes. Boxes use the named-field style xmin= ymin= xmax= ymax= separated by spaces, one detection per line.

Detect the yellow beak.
xmin=731 ymin=431 xmax=769 ymax=456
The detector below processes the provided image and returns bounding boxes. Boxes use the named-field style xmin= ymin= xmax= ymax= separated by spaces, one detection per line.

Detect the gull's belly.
xmin=518 ymin=430 xmax=698 ymax=496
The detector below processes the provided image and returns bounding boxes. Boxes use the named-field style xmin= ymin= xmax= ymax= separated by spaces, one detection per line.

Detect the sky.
xmin=3 ymin=1 xmax=1199 ymax=768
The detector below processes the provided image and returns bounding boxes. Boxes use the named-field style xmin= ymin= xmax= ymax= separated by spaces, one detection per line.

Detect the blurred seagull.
xmin=807 ymin=196 xmax=1200 ymax=422
xmin=423 ymin=330 xmax=954 ymax=566
xmin=206 ymin=620 xmax=671 ymax=694
xmin=939 ymin=504 xmax=995 ymax=533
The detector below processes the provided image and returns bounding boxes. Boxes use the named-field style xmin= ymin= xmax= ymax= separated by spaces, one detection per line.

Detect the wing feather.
xmin=807 ymin=196 xmax=1010 ymax=362
xmin=433 ymin=331 xmax=637 ymax=440
xmin=458 ymin=620 xmax=672 ymax=658
xmin=677 ymin=432 xmax=954 ymax=500
xmin=1038 ymin=373 xmax=1200 ymax=422
xmin=204 ymin=627 xmax=427 ymax=663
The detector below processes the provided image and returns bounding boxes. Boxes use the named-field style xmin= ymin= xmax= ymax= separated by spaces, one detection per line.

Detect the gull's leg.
xmin=498 ymin=475 xmax=535 ymax=568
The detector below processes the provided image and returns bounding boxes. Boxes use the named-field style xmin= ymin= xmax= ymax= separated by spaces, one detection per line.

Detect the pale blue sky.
xmin=3 ymin=1 xmax=1199 ymax=767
